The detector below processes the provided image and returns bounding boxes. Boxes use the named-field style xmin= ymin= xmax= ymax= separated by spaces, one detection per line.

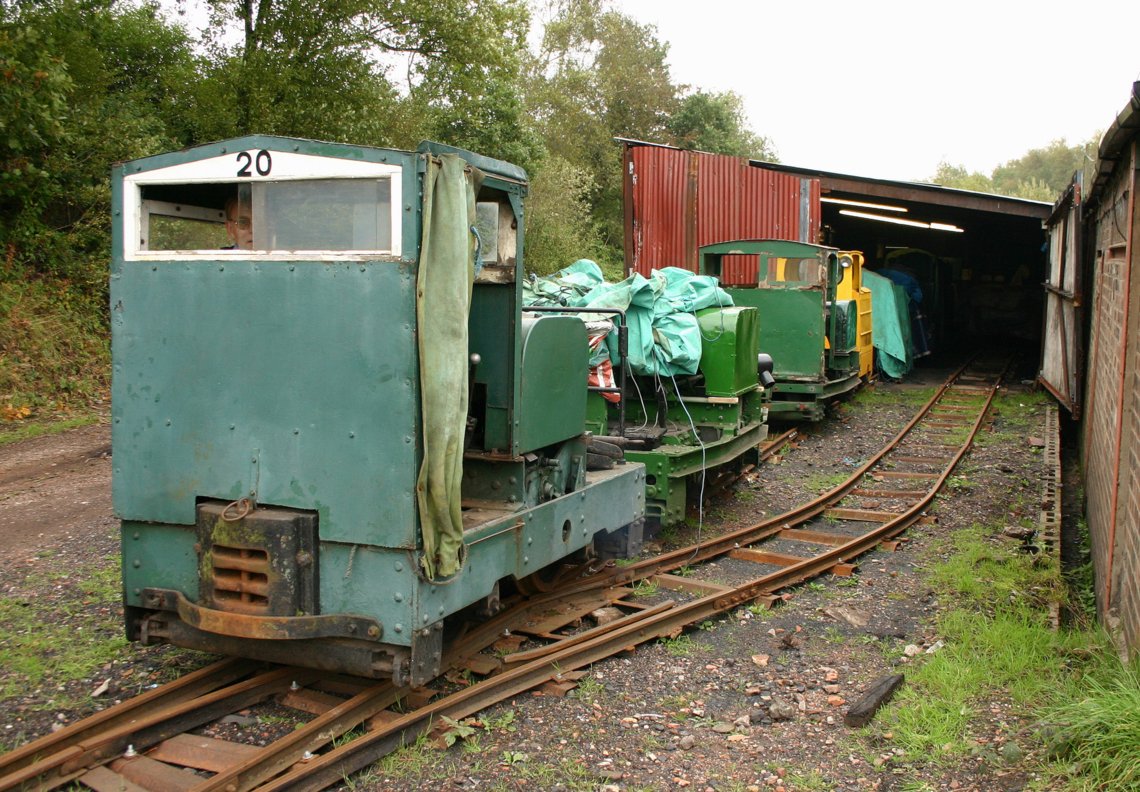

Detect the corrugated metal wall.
xmin=624 ymin=142 xmax=820 ymax=284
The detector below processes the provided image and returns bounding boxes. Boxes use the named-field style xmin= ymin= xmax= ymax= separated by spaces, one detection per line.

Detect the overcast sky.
xmin=613 ymin=0 xmax=1140 ymax=182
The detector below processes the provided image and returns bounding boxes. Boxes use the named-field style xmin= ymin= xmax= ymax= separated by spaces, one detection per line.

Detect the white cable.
xmin=668 ymin=370 xmax=707 ymax=562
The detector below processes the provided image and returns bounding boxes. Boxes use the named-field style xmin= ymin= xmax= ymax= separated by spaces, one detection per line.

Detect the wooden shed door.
xmin=1039 ymin=179 xmax=1083 ymax=417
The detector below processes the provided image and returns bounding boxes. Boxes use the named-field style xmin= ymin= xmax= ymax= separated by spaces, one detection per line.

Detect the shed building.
xmin=621 ymin=139 xmax=1051 ymax=356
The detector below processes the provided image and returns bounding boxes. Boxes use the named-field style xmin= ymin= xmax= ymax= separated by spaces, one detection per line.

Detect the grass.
xmin=851 ymin=384 xmax=937 ymax=408
xmin=873 ymin=517 xmax=1140 ymax=790
xmin=805 ymin=471 xmax=850 ymax=494
xmin=0 ymin=412 xmax=102 ymax=446
xmin=660 ymin=634 xmax=704 ymax=657
xmin=1040 ymin=658 xmax=1140 ymax=789
xmin=0 ymin=559 xmax=131 ymax=708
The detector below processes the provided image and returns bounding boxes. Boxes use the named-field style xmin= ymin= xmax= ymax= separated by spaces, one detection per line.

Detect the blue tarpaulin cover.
xmin=863 ymin=269 xmax=913 ymax=380
xmin=523 ymin=260 xmax=733 ymax=376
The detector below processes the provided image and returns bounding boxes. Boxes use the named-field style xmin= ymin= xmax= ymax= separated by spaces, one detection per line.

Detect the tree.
xmin=991 ymin=136 xmax=1099 ymax=197
xmin=930 ymin=134 xmax=1101 ymax=202
xmin=526 ymin=0 xmax=678 ymax=253
xmin=668 ymin=90 xmax=777 ymax=161
xmin=195 ymin=0 xmax=540 ymax=168
xmin=524 ymin=155 xmax=617 ymax=277
xmin=1 ymin=0 xmax=199 ymax=292
xmin=930 ymin=161 xmax=994 ymax=193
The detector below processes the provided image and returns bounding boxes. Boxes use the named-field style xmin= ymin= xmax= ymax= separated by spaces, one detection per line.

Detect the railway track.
xmin=0 ymin=357 xmax=1009 ymax=791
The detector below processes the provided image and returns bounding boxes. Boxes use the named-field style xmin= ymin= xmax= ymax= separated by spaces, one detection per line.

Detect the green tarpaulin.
xmin=523 ymin=260 xmax=733 ymax=377
xmin=863 ymin=269 xmax=913 ymax=380
xmin=416 ymin=154 xmax=481 ymax=580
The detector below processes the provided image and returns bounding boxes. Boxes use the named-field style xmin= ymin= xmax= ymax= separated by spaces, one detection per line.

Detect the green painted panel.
xmin=468 ymin=284 xmax=517 ymax=453
xmin=728 ymin=287 xmax=825 ymax=380
xmin=318 ymin=463 xmax=644 ymax=647
xmin=111 ymin=261 xmax=419 ymax=546
xmin=696 ymin=306 xmax=759 ymax=397
xmin=121 ymin=522 xmax=199 ymax=607
xmin=517 ymin=315 xmax=587 ymax=452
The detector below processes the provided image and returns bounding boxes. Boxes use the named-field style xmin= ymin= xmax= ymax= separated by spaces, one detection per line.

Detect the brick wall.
xmin=1081 ymin=140 xmax=1140 ymax=656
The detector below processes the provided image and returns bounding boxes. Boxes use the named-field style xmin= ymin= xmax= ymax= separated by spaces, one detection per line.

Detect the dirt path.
xmin=0 ymin=422 xmax=113 ymax=563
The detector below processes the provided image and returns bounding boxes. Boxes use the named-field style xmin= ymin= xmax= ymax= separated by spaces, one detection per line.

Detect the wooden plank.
xmin=892 ymin=455 xmax=953 ymax=464
xmin=824 ymin=508 xmax=897 ymax=522
xmin=729 ymin=548 xmax=809 ymax=566
xmin=850 ymin=488 xmax=923 ymax=499
xmin=844 ymin=674 xmax=905 ymax=727
xmin=516 ymin=589 xmax=617 ymax=635
xmin=654 ymin=574 xmax=733 ymax=596
xmin=876 ymin=470 xmax=938 ymax=480
xmin=778 ymin=528 xmax=852 ymax=546
xmin=461 ymin=653 xmax=502 ymax=676
xmin=80 ymin=766 xmax=152 ymax=792
xmin=147 ymin=733 xmax=262 ymax=772
xmin=109 ymin=756 xmax=199 ymax=791
xmin=539 ymin=680 xmax=579 ymax=697
xmin=279 ymin=688 xmax=346 ymax=715
xmin=310 ymin=675 xmax=371 ymax=697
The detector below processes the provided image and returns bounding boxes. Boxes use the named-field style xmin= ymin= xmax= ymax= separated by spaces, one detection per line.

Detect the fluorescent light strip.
xmin=838 ymin=209 xmax=964 ymax=233
xmin=838 ymin=209 xmax=931 ymax=228
xmin=822 ymin=197 xmax=908 ymax=213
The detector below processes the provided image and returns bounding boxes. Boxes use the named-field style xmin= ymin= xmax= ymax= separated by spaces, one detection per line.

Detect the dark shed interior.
xmin=754 ymin=163 xmax=1052 ymax=357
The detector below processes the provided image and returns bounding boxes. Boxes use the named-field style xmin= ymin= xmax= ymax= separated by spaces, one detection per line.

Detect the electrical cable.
xmin=668 ymin=370 xmax=707 ymax=563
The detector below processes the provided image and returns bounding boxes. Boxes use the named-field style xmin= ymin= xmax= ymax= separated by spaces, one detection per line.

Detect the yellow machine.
xmin=835 ymin=251 xmax=874 ymax=379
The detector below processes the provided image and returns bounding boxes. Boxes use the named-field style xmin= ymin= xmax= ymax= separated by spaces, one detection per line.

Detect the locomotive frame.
xmin=112 ymin=136 xmax=645 ymax=687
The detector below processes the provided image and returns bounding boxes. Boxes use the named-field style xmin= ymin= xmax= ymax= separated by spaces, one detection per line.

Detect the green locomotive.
xmin=112 ymin=137 xmax=645 ymax=686
xmin=700 ymin=239 xmax=865 ymax=421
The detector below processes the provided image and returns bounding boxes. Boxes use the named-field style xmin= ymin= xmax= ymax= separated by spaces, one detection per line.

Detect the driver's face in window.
xmin=225 ymin=197 xmax=253 ymax=250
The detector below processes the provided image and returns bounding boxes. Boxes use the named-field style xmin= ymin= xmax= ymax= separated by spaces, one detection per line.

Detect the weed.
xmin=500 ymin=750 xmax=526 ymax=766
xmin=821 ymin=626 xmax=846 ymax=643
xmin=631 ymin=578 xmax=660 ymax=598
xmin=806 ymin=471 xmax=850 ymax=494
xmin=660 ymin=634 xmax=702 ymax=657
xmin=807 ymin=581 xmax=826 ymax=592
xmin=573 ymin=674 xmax=605 ymax=703
xmin=946 ymin=474 xmax=973 ymax=492
xmin=481 ymin=708 xmax=517 ymax=733
xmin=440 ymin=716 xmax=478 ymax=747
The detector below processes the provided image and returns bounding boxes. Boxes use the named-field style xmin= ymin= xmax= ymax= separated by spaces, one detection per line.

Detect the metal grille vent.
xmin=211 ymin=545 xmax=270 ymax=609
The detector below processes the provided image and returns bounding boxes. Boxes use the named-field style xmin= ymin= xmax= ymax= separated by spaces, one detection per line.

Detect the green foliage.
xmin=526 ymin=0 xmax=677 ymax=252
xmin=991 ymin=136 xmax=1099 ymax=197
xmin=669 ymin=90 xmax=777 ymax=161
xmin=524 ymin=155 xmax=618 ymax=277
xmin=930 ymin=134 xmax=1099 ymax=201
xmin=1042 ymin=658 xmax=1140 ymax=790
xmin=1 ymin=278 xmax=109 ymax=416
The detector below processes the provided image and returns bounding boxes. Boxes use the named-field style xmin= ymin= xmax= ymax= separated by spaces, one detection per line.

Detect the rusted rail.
xmin=1 ymin=357 xmax=1009 ymax=791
